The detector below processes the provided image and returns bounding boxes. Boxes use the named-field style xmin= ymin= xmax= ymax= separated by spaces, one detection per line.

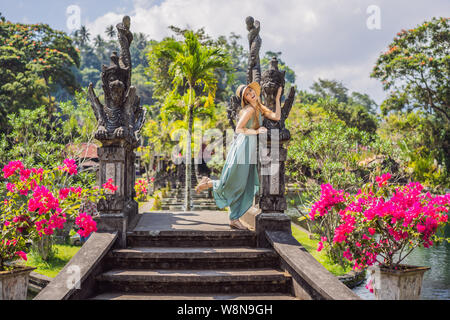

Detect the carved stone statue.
xmin=88 ymin=15 xmax=146 ymax=148
xmin=246 ymin=16 xmax=262 ymax=84
xmin=87 ymin=16 xmax=146 ymax=247
xmin=261 ymin=57 xmax=295 ymax=142
xmin=227 ymin=17 xmax=263 ymax=131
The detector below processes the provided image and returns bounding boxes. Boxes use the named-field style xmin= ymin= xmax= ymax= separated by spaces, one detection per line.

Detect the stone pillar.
xmin=259 ymin=138 xmax=288 ymax=213
xmin=256 ymin=137 xmax=291 ymax=247
xmin=87 ymin=16 xmax=146 ymax=248
xmin=96 ymin=144 xmax=138 ymax=248
xmin=256 ymin=56 xmax=296 ymax=247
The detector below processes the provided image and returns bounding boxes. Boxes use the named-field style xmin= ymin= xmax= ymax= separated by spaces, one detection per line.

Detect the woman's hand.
xmin=257 ymin=127 xmax=268 ymax=134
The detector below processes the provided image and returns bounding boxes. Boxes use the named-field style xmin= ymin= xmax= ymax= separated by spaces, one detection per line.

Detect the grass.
xmin=24 ymin=244 xmax=81 ymax=278
xmin=291 ymin=224 xmax=351 ymax=276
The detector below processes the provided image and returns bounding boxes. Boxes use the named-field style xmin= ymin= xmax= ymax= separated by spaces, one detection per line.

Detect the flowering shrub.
xmin=103 ymin=178 xmax=118 ymax=193
xmin=135 ymin=179 xmax=149 ymax=201
xmin=311 ymin=173 xmax=449 ymax=273
xmin=0 ymin=159 xmax=111 ymax=271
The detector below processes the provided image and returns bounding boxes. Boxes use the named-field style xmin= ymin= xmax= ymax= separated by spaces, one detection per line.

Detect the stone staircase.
xmin=160 ymin=188 xmax=220 ymax=211
xmin=90 ymin=230 xmax=297 ymax=300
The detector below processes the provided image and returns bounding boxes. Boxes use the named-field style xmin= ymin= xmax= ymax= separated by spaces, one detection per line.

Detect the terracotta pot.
xmin=369 ymin=265 xmax=430 ymax=300
xmin=0 ymin=266 xmax=36 ymax=300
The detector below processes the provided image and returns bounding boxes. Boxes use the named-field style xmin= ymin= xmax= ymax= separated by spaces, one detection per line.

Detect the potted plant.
xmin=0 ymin=159 xmax=114 ymax=300
xmin=311 ymin=173 xmax=449 ymax=300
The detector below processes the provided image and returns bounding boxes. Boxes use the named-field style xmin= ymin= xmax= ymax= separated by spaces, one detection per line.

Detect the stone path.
xmin=133 ymin=210 xmax=234 ymax=233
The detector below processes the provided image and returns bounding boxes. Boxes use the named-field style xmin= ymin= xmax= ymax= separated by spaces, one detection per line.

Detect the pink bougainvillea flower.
xmin=103 ymin=179 xmax=118 ymax=193
xmin=2 ymin=160 xmax=24 ymax=178
xmin=58 ymin=158 xmax=78 ymax=175
xmin=317 ymin=241 xmax=324 ymax=252
xmin=375 ymin=173 xmax=392 ymax=188
xmin=19 ymin=168 xmax=32 ymax=181
xmin=75 ymin=212 xmax=97 ymax=237
xmin=6 ymin=182 xmax=16 ymax=193
xmin=16 ymin=251 xmax=27 ymax=261
xmin=365 ymin=279 xmax=374 ymax=293
xmin=59 ymin=188 xmax=71 ymax=200
xmin=309 ymin=184 xmax=345 ymax=221
xmin=28 ymin=186 xmax=59 ymax=215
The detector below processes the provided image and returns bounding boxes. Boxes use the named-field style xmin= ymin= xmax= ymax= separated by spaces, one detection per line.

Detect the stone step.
xmin=106 ymin=247 xmax=279 ymax=270
xmin=160 ymin=203 xmax=217 ymax=208
xmin=91 ymin=293 xmax=298 ymax=300
xmin=166 ymin=193 xmax=211 ymax=199
xmin=160 ymin=206 xmax=219 ymax=211
xmin=127 ymin=230 xmax=256 ymax=248
xmin=96 ymin=269 xmax=292 ymax=294
xmin=161 ymin=198 xmax=215 ymax=204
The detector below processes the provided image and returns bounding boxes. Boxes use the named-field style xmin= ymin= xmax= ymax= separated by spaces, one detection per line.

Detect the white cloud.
xmin=85 ymin=0 xmax=450 ymax=104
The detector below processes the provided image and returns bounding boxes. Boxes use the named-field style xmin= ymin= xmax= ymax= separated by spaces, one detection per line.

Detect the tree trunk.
xmin=33 ymin=235 xmax=53 ymax=261
xmin=185 ymin=87 xmax=194 ymax=211
xmin=43 ymin=75 xmax=54 ymax=123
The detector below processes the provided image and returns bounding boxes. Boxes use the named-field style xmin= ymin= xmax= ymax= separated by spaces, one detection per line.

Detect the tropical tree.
xmin=105 ymin=25 xmax=116 ymax=39
xmin=371 ymin=17 xmax=449 ymax=122
xmin=0 ymin=18 xmax=80 ymax=130
xmin=371 ymin=16 xmax=450 ymax=179
xmin=77 ymin=25 xmax=91 ymax=47
xmin=146 ymin=30 xmax=231 ymax=210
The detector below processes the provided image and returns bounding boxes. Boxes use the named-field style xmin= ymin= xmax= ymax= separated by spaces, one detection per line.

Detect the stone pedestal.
xmin=259 ymin=140 xmax=288 ymax=213
xmin=97 ymin=145 xmax=138 ymax=248
xmin=256 ymin=137 xmax=291 ymax=247
xmin=255 ymin=213 xmax=291 ymax=248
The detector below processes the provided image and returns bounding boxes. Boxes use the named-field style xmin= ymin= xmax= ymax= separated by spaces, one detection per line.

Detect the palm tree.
xmin=94 ymin=34 xmax=105 ymax=48
xmin=168 ymin=31 xmax=231 ymax=210
xmin=105 ymin=25 xmax=116 ymax=39
xmin=78 ymin=25 xmax=91 ymax=47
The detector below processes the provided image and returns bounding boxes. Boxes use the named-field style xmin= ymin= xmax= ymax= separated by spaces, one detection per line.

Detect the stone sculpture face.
xmin=260 ymin=57 xmax=295 ymax=142
xmin=123 ymin=16 xmax=130 ymax=29
xmin=109 ymin=79 xmax=125 ymax=105
xmin=261 ymin=58 xmax=285 ymax=127
xmin=246 ymin=16 xmax=254 ymax=31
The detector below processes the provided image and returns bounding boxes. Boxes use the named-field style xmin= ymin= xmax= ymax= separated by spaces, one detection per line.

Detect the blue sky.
xmin=1 ymin=0 xmax=449 ymax=104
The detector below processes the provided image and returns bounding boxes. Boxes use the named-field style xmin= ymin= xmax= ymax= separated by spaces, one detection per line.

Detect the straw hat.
xmin=235 ymin=82 xmax=261 ymax=108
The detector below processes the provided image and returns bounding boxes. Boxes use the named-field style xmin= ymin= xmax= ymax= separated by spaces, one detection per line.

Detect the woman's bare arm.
xmin=236 ymin=107 xmax=259 ymax=135
xmin=259 ymin=87 xmax=283 ymax=121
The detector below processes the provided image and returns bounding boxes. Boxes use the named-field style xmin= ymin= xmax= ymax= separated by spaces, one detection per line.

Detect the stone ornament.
xmin=261 ymin=57 xmax=295 ymax=143
xmin=88 ymin=16 xmax=146 ymax=147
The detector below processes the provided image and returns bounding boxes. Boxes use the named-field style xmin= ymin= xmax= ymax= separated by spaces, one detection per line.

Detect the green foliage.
xmin=371 ymin=18 xmax=450 ymax=188
xmin=57 ymin=89 xmax=97 ymax=143
xmin=371 ymin=17 xmax=449 ymax=123
xmin=286 ymin=101 xmax=373 ymax=196
xmin=0 ymin=106 xmax=65 ymax=168
xmin=0 ymin=19 xmax=80 ymax=130
xmin=261 ymin=51 xmax=296 ymax=85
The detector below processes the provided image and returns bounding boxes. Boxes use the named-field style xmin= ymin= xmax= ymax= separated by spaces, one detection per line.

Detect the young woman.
xmin=195 ymin=82 xmax=283 ymax=230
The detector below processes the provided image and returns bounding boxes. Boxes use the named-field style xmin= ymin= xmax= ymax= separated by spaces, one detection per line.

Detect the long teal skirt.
xmin=212 ymin=133 xmax=260 ymax=220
